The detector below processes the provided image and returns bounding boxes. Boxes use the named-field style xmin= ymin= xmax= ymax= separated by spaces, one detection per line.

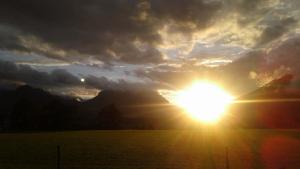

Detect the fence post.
xmin=226 ymin=146 xmax=230 ymax=169
xmin=57 ymin=145 xmax=61 ymax=169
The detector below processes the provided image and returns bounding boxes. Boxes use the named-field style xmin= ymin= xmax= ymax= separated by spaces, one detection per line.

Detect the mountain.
xmin=80 ymin=89 xmax=186 ymax=129
xmin=0 ymin=85 xmax=80 ymax=131
xmin=83 ymin=89 xmax=169 ymax=112
xmin=0 ymin=86 xmax=188 ymax=131
xmin=8 ymin=79 xmax=300 ymax=130
xmin=225 ymin=74 xmax=300 ymax=128
xmin=82 ymin=89 xmax=169 ymax=117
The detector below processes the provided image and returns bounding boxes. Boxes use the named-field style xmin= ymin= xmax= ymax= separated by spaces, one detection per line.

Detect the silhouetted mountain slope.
xmin=80 ymin=89 xmax=186 ymax=129
xmin=239 ymin=74 xmax=297 ymax=99
xmin=0 ymin=86 xmax=189 ymax=131
xmin=0 ymin=85 xmax=80 ymax=131
xmin=9 ymin=80 xmax=300 ymax=130
xmin=226 ymin=74 xmax=300 ymax=128
xmin=82 ymin=89 xmax=169 ymax=116
xmin=85 ymin=89 xmax=168 ymax=108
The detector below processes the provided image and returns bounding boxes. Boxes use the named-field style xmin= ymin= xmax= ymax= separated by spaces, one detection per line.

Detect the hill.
xmin=3 ymin=77 xmax=300 ymax=130
xmin=80 ymin=89 xmax=186 ymax=129
xmin=0 ymin=86 xmax=187 ymax=131
xmin=225 ymin=74 xmax=300 ymax=128
xmin=0 ymin=85 xmax=80 ymax=131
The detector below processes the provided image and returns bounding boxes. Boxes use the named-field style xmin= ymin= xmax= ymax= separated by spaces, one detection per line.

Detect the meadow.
xmin=0 ymin=129 xmax=299 ymax=169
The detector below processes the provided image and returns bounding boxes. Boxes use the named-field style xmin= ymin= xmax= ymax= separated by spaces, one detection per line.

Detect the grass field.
xmin=0 ymin=129 xmax=299 ymax=169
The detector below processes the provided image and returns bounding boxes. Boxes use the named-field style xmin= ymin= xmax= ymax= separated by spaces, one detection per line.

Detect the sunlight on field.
xmin=0 ymin=130 xmax=299 ymax=169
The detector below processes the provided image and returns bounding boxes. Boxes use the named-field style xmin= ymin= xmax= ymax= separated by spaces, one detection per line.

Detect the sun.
xmin=174 ymin=81 xmax=234 ymax=123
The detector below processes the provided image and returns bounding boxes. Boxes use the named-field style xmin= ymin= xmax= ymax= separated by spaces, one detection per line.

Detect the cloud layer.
xmin=0 ymin=0 xmax=299 ymax=98
xmin=0 ymin=60 xmax=81 ymax=88
xmin=0 ymin=0 xmax=222 ymax=64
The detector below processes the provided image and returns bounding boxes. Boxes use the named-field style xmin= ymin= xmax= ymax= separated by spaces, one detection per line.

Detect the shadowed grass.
xmin=0 ymin=129 xmax=299 ymax=169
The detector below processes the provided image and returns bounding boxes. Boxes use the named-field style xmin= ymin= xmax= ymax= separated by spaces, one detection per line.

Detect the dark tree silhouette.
xmin=10 ymin=98 xmax=33 ymax=130
xmin=97 ymin=104 xmax=122 ymax=129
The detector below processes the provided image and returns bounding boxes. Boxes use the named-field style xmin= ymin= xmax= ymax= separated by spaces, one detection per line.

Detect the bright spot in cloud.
xmin=80 ymin=78 xmax=85 ymax=83
xmin=174 ymin=81 xmax=234 ymax=123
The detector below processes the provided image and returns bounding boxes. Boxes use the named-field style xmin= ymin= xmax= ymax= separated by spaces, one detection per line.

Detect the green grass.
xmin=0 ymin=129 xmax=299 ymax=169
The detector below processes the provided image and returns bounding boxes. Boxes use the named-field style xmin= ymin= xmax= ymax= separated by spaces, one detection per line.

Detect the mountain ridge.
xmin=0 ymin=85 xmax=185 ymax=131
xmin=226 ymin=74 xmax=300 ymax=128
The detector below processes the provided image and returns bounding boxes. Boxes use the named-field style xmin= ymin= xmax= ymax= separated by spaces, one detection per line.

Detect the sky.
xmin=0 ymin=0 xmax=299 ymax=100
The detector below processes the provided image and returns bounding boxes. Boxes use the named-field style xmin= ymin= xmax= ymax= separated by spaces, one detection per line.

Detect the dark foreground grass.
xmin=0 ymin=129 xmax=299 ymax=169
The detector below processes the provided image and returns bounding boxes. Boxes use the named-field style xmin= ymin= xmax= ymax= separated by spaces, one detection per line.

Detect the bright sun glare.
xmin=175 ymin=81 xmax=234 ymax=123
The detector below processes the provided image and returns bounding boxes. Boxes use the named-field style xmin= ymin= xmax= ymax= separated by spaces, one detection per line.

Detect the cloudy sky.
xmin=0 ymin=0 xmax=299 ymax=99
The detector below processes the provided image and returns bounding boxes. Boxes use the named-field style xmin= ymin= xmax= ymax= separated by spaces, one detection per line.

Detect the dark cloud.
xmin=125 ymin=34 xmax=300 ymax=95
xmin=0 ymin=0 xmax=297 ymax=64
xmin=220 ymin=36 xmax=300 ymax=93
xmin=0 ymin=0 xmax=299 ymax=97
xmin=257 ymin=17 xmax=297 ymax=46
xmin=0 ymin=59 xmax=162 ymax=93
xmin=135 ymin=69 xmax=196 ymax=89
xmin=150 ymin=0 xmax=221 ymax=32
xmin=132 ymin=50 xmax=268 ymax=95
xmin=219 ymin=51 xmax=265 ymax=94
xmin=0 ymin=25 xmax=28 ymax=52
xmin=216 ymin=0 xmax=299 ymax=47
xmin=261 ymin=36 xmax=300 ymax=77
xmin=84 ymin=75 xmax=163 ymax=91
xmin=0 ymin=60 xmax=81 ymax=88
xmin=235 ymin=0 xmax=269 ymax=26
xmin=0 ymin=0 xmax=222 ymax=64
xmin=133 ymin=63 xmax=215 ymax=90
xmin=235 ymin=0 xmax=264 ymax=15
